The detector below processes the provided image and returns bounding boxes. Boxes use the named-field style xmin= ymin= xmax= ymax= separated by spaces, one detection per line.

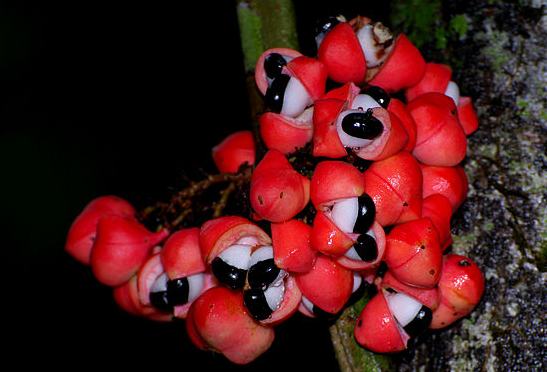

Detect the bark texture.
xmin=388 ymin=1 xmax=547 ymax=371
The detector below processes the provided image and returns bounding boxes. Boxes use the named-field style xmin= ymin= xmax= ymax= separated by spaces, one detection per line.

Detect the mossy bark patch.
xmin=390 ymin=0 xmax=547 ymax=371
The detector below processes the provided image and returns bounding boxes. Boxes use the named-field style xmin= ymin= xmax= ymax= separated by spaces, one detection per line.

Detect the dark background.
xmin=4 ymin=1 xmax=390 ymax=370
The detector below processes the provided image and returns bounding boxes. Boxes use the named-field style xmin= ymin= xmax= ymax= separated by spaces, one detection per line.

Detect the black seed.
xmin=354 ymin=193 xmax=376 ymax=233
xmin=403 ymin=305 xmax=432 ymax=338
xmin=315 ymin=15 xmax=343 ymax=38
xmin=264 ymin=53 xmax=287 ymax=79
xmin=247 ymin=258 xmax=280 ymax=289
xmin=341 ymin=110 xmax=384 ymax=140
xmin=360 ymin=86 xmax=391 ymax=108
xmin=459 ymin=259 xmax=472 ymax=267
xmin=265 ymin=74 xmax=290 ymax=113
xmin=243 ymin=288 xmax=273 ymax=321
xmin=211 ymin=257 xmax=247 ymax=290
xmin=166 ymin=277 xmax=189 ymax=306
xmin=149 ymin=291 xmax=172 ymax=312
xmin=353 ymin=233 xmax=378 ymax=262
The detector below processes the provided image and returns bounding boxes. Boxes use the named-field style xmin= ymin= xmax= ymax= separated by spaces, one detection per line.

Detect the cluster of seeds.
xmin=65 ymin=14 xmax=485 ymax=365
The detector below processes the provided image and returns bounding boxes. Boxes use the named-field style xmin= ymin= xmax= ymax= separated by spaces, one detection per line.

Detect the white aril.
xmin=331 ymin=197 xmax=359 ymax=233
xmin=186 ymin=273 xmax=205 ymax=303
xmin=356 ymin=22 xmax=393 ymax=68
xmin=350 ymin=94 xmax=381 ymax=111
xmin=217 ymin=244 xmax=253 ymax=270
xmin=386 ymin=292 xmax=423 ymax=327
xmin=281 ymin=77 xmax=312 ymax=118
xmin=445 ymin=81 xmax=460 ymax=107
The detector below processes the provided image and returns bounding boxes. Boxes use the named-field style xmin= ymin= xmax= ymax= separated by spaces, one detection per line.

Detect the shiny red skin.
xmin=160 ymin=227 xmax=206 ymax=280
xmin=186 ymin=286 xmax=275 ymax=364
xmin=255 ymin=47 xmax=303 ymax=96
xmin=65 ymin=195 xmax=136 ymax=265
xmin=421 ymin=163 xmax=468 ymax=212
xmin=284 ymin=55 xmax=328 ymax=101
xmin=355 ymin=107 xmax=409 ymax=161
xmin=250 ymin=149 xmax=310 ymax=222
xmin=407 ymin=92 xmax=467 ymax=167
xmin=354 ymin=289 xmax=409 ymax=353
xmin=271 ymin=218 xmax=317 ymax=273
xmin=113 ymin=275 xmax=144 ymax=317
xmin=90 ymin=215 xmax=169 ymax=287
xmin=259 ymin=110 xmax=313 ymax=154
xmin=312 ymin=97 xmax=348 ymax=158
xmin=384 ymin=217 xmax=443 ymax=288
xmin=310 ymin=160 xmax=366 ymax=209
xmin=381 ymin=270 xmax=439 ymax=311
xmin=310 ymin=209 xmax=357 ymax=256
xmin=336 ymin=220 xmax=386 ymax=270
xmin=318 ymin=22 xmax=367 ymax=85
xmin=421 ymin=193 xmax=454 ymax=251
xmin=363 ymin=151 xmax=423 ymax=227
xmin=405 ymin=62 xmax=452 ymax=102
xmin=430 ymin=254 xmax=485 ymax=329
xmin=295 ymin=254 xmax=354 ymax=314
xmin=366 ymin=34 xmax=426 ymax=93
xmin=199 ymin=216 xmax=272 ymax=264
xmin=212 ymin=130 xmax=255 ymax=173
xmin=457 ymin=96 xmax=479 ymax=135
xmin=387 ymin=98 xmax=417 ymax=152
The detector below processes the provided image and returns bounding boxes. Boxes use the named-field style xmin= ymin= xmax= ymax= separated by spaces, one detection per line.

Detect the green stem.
xmin=235 ymin=0 xmax=299 ymax=162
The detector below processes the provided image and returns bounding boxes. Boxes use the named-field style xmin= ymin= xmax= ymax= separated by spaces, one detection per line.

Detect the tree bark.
xmin=389 ymin=1 xmax=547 ymax=371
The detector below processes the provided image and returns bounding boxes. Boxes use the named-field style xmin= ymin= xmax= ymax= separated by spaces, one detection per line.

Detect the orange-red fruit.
xmin=318 ymin=22 xmax=367 ymax=85
xmin=421 ymin=163 xmax=468 ymax=212
xmin=366 ymin=34 xmax=426 ymax=93
xmin=363 ymin=151 xmax=423 ymax=227
xmin=421 ymin=193 xmax=454 ymax=251
xmin=295 ymin=254 xmax=353 ymax=314
xmin=271 ymin=219 xmax=317 ymax=273
xmin=250 ymin=149 xmax=310 ymax=222
xmin=312 ymin=97 xmax=349 ymax=158
xmin=212 ymin=130 xmax=255 ymax=173
xmin=186 ymin=286 xmax=275 ymax=364
xmin=259 ymin=111 xmax=313 ymax=155
xmin=384 ymin=217 xmax=443 ymax=288
xmin=407 ymin=92 xmax=467 ymax=167
xmin=457 ymin=96 xmax=479 ymax=135
xmin=199 ymin=216 xmax=272 ymax=264
xmin=160 ymin=227 xmax=206 ymax=280
xmin=310 ymin=160 xmax=366 ymax=209
xmin=354 ymin=289 xmax=409 ymax=353
xmin=381 ymin=270 xmax=440 ymax=311
xmin=405 ymin=62 xmax=452 ymax=102
xmin=90 ymin=215 xmax=169 ymax=287
xmin=430 ymin=254 xmax=485 ymax=329
xmin=65 ymin=195 xmax=136 ymax=265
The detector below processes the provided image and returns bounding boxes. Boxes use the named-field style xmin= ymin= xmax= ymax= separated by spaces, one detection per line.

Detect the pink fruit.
xmin=212 ymin=130 xmax=255 ymax=173
xmin=187 ymin=286 xmax=275 ymax=364
xmin=65 ymin=195 xmax=136 ymax=265
xmin=90 ymin=215 xmax=169 ymax=287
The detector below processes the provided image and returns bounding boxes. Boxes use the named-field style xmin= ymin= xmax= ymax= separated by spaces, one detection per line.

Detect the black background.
xmin=5 ymin=1 xmax=390 ymax=370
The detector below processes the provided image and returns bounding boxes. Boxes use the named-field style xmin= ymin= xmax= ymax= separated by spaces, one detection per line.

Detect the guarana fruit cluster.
xmin=65 ymin=15 xmax=485 ymax=365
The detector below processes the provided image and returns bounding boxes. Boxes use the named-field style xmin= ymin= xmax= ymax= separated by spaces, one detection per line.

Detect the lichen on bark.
xmin=390 ymin=0 xmax=547 ymax=371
